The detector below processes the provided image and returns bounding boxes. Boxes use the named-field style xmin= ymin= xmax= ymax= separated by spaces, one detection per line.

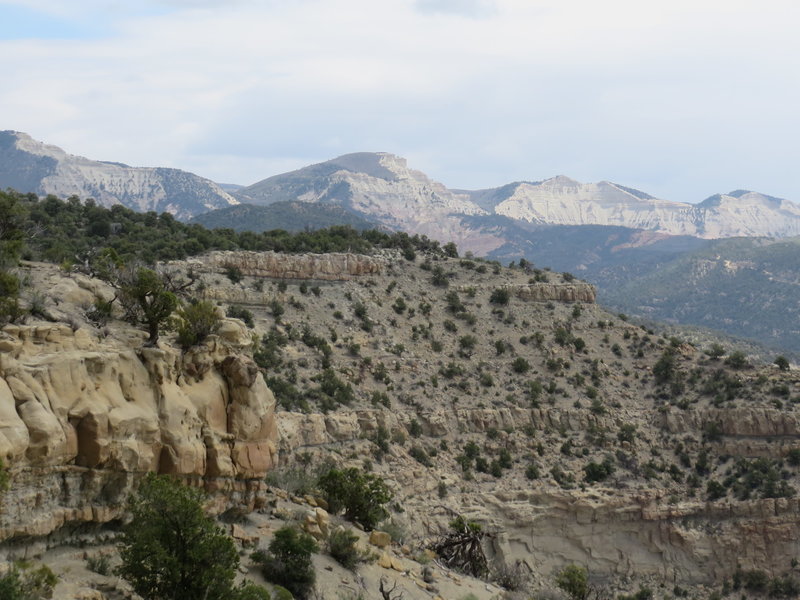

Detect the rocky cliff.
xmin=0 ymin=320 xmax=277 ymax=545
xmin=277 ymin=402 xmax=800 ymax=585
xmin=187 ymin=250 xmax=386 ymax=281
xmin=233 ymin=153 xmax=800 ymax=243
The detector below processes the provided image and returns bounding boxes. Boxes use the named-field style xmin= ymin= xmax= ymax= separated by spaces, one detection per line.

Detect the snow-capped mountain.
xmin=0 ymin=131 xmax=236 ymax=219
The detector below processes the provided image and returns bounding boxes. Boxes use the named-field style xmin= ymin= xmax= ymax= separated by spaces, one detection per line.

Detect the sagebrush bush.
xmin=327 ymin=528 xmax=362 ymax=570
xmin=175 ymin=299 xmax=220 ymax=348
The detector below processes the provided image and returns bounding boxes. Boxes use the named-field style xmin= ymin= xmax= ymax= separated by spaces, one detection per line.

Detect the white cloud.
xmin=1 ymin=0 xmax=800 ymax=201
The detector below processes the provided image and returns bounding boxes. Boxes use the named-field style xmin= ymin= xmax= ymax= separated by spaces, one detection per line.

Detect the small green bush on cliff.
xmin=117 ymin=473 xmax=269 ymax=600
xmin=0 ymin=561 xmax=57 ymax=600
xmin=174 ymin=299 xmax=221 ymax=348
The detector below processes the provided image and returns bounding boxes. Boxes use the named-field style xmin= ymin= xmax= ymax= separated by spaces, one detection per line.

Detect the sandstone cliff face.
xmin=277 ymin=405 xmax=800 ymax=584
xmin=483 ymin=283 xmax=597 ymax=304
xmin=185 ymin=250 xmax=385 ymax=281
xmin=0 ymin=322 xmax=277 ymax=543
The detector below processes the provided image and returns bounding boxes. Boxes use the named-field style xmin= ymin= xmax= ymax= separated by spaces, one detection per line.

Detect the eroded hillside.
xmin=181 ymin=249 xmax=800 ymax=588
xmin=0 ymin=248 xmax=799 ymax=598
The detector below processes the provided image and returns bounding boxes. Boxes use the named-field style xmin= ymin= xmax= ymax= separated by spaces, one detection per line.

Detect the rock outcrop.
xmin=0 ymin=322 xmax=277 ymax=543
xmin=185 ymin=250 xmax=385 ymax=281
xmin=277 ymin=403 xmax=800 ymax=584
xmin=481 ymin=283 xmax=597 ymax=304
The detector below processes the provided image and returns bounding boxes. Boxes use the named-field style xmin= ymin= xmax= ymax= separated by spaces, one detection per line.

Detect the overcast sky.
xmin=2 ymin=0 xmax=799 ymax=203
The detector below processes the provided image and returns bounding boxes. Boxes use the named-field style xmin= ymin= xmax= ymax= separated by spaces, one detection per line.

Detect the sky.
xmin=1 ymin=0 xmax=800 ymax=203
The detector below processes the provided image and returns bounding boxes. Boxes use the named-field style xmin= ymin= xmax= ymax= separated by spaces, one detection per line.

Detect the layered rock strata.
xmin=277 ymin=406 xmax=800 ymax=584
xmin=0 ymin=322 xmax=277 ymax=543
xmin=185 ymin=250 xmax=385 ymax=281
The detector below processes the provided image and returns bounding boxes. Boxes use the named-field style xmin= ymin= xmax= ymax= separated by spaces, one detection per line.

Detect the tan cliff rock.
xmin=0 ymin=322 xmax=277 ymax=543
xmin=456 ymin=282 xmax=597 ymax=304
xmin=184 ymin=250 xmax=385 ymax=281
xmin=277 ymin=404 xmax=800 ymax=585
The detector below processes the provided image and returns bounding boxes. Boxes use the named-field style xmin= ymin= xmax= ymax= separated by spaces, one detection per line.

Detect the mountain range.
xmin=232 ymin=152 xmax=800 ymax=246
xmin=4 ymin=131 xmax=800 ymax=243
xmin=0 ymin=130 xmax=236 ymax=219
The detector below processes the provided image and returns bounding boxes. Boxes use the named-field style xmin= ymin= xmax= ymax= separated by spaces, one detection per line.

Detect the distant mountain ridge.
xmin=4 ymin=132 xmax=799 ymax=242
xmin=233 ymin=152 xmax=800 ymax=247
xmin=0 ymin=131 xmax=236 ymax=219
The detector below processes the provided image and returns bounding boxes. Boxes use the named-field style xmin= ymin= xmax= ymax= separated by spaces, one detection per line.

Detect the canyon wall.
xmin=0 ymin=321 xmax=277 ymax=545
xmin=277 ymin=407 xmax=800 ymax=585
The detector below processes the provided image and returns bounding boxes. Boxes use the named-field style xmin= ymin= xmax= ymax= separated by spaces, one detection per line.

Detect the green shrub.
xmin=268 ymin=298 xmax=284 ymax=321
xmin=706 ymin=480 xmax=726 ymax=500
xmin=226 ymin=305 xmax=254 ymax=328
xmin=223 ymin=263 xmax=243 ymax=283
xmin=254 ymin=526 xmax=317 ymax=599
xmin=86 ymin=553 xmax=111 ymax=575
xmin=86 ymin=296 xmax=114 ymax=326
xmin=317 ymin=467 xmax=393 ymax=530
xmin=618 ymin=587 xmax=653 ymax=600
xmin=458 ymin=335 xmax=477 ymax=357
xmin=555 ymin=564 xmax=589 ymax=600
xmin=769 ymin=576 xmax=800 ymax=598
xmin=617 ymin=424 xmax=637 ymax=445
xmin=327 ymin=528 xmax=362 ymax=570
xmin=0 ymin=457 xmax=9 ymax=492
xmin=117 ymin=473 xmax=267 ymax=600
xmin=733 ymin=568 xmax=769 ymax=593
xmin=653 ymin=349 xmax=678 ymax=384
xmin=0 ymin=270 xmax=22 ymax=324
xmin=175 ymin=300 xmax=221 ymax=349
xmin=725 ymin=350 xmax=748 ymax=370
xmin=583 ymin=457 xmax=615 ymax=483
xmin=0 ymin=562 xmax=57 ymax=600
xmin=431 ymin=265 xmax=449 ymax=287
xmin=409 ymin=446 xmax=432 ymax=467
xmin=489 ymin=288 xmax=510 ymax=305
xmin=511 ymin=357 xmax=530 ymax=374
xmin=775 ymin=356 xmax=791 ymax=371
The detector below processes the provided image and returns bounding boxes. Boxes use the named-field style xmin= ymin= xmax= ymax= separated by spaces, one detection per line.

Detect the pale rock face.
xmin=493 ymin=178 xmax=800 ymax=239
xmin=278 ymin=404 xmax=800 ymax=584
xmin=1 ymin=131 xmax=237 ymax=218
xmin=236 ymin=152 xmax=505 ymax=253
xmin=696 ymin=191 xmax=800 ymax=238
xmin=189 ymin=250 xmax=386 ymax=281
xmin=0 ymin=323 xmax=278 ymax=542
xmin=340 ymin=154 xmax=486 ymax=227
